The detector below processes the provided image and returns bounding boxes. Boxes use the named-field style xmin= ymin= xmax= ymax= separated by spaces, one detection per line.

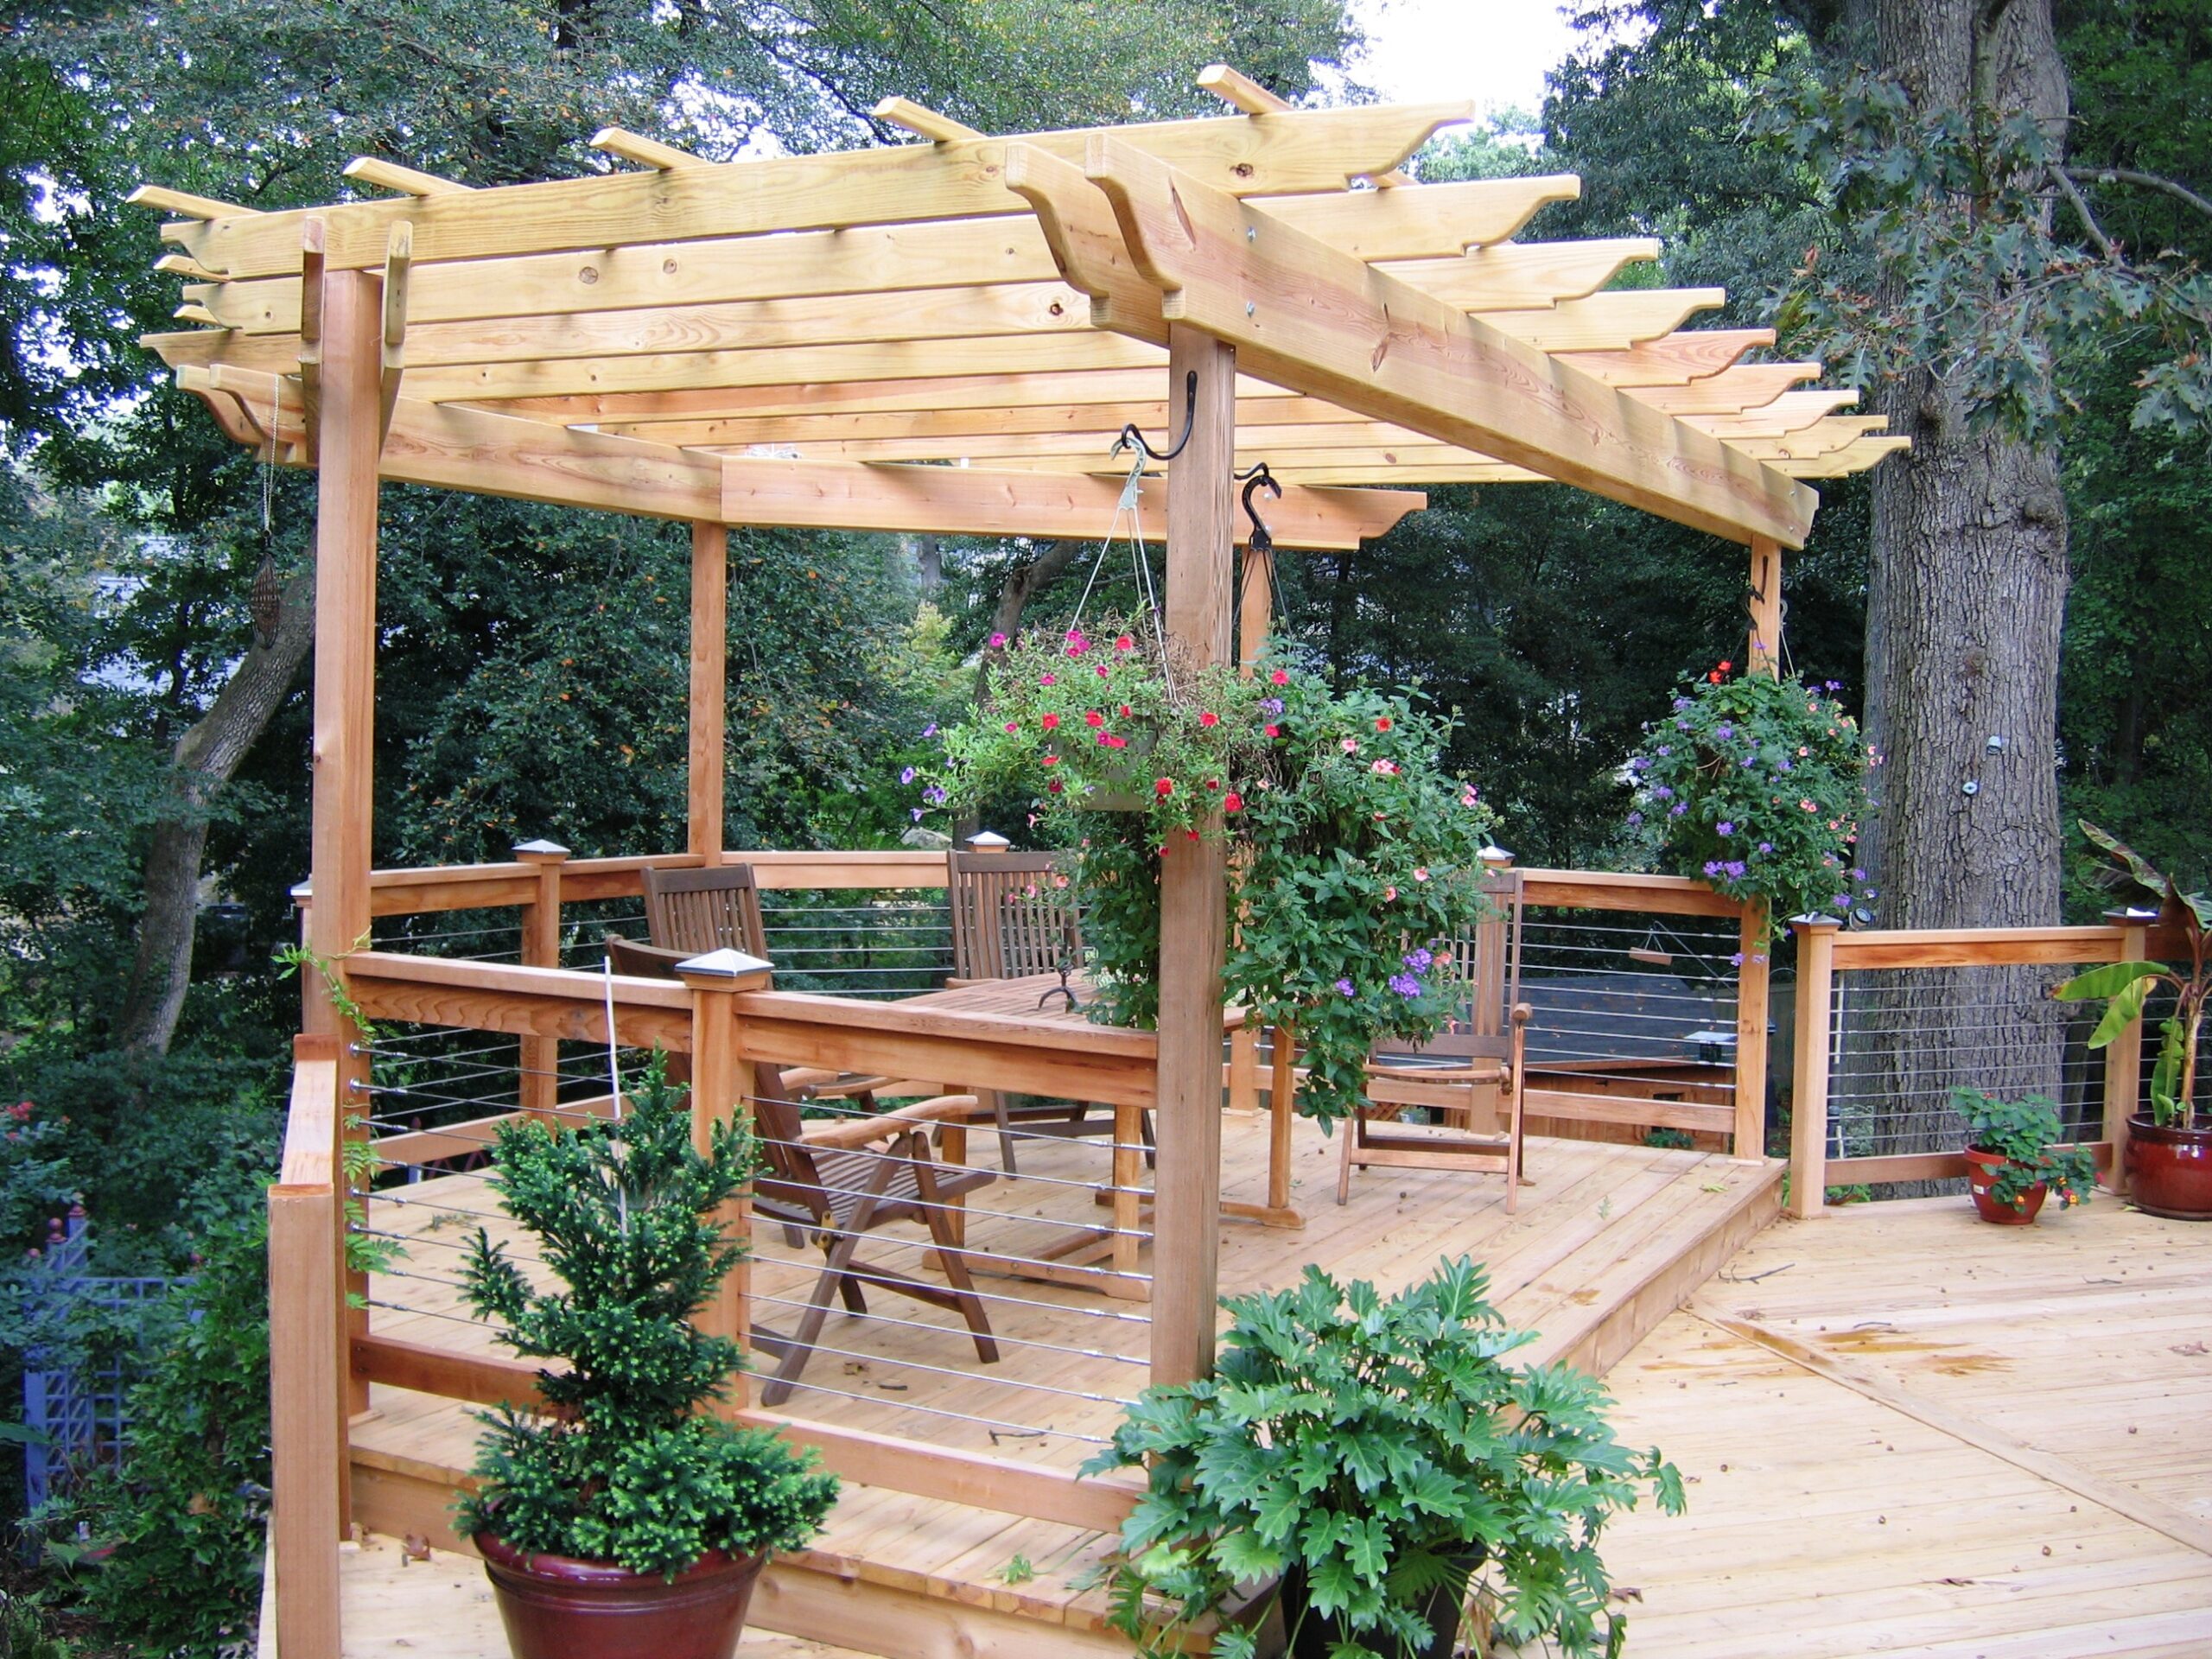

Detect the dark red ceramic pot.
xmin=1962 ymin=1147 xmax=2046 ymax=1225
xmin=475 ymin=1532 xmax=766 ymax=1659
xmin=2126 ymin=1116 xmax=2212 ymax=1221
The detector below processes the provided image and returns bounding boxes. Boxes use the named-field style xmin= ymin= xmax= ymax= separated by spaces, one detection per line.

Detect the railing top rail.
xmin=1827 ymin=923 xmax=2183 ymax=970
xmin=277 ymin=1035 xmax=340 ymax=1190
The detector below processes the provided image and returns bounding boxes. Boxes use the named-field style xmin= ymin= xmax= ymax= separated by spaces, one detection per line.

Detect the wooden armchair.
xmin=945 ymin=849 xmax=1146 ymax=1173
xmin=745 ymin=1078 xmax=999 ymax=1408
xmin=1337 ymin=867 xmax=1531 ymax=1212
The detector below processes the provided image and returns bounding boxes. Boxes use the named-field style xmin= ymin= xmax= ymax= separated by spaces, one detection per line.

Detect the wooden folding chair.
xmin=1338 ymin=867 xmax=1532 ymax=1211
xmin=744 ymin=1079 xmax=999 ymax=1408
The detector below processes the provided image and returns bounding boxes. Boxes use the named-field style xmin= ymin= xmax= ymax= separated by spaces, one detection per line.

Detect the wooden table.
xmin=890 ymin=974 xmax=1302 ymax=1300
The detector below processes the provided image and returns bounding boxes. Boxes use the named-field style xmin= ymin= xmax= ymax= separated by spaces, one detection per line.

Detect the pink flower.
xmin=1084 ymin=710 xmax=1106 ymax=728
xmin=1115 ymin=634 xmax=1135 ymax=652
xmin=1040 ymin=713 xmax=1059 ymax=730
xmin=1264 ymin=723 xmax=1281 ymax=739
xmin=1383 ymin=886 xmax=1398 ymax=901
xmin=1199 ymin=711 xmax=1219 ymax=728
xmin=1039 ymin=672 xmax=1056 ymax=686
xmin=1375 ymin=716 xmax=1392 ymax=732
xmin=1341 ymin=737 xmax=1360 ymax=754
xmin=1224 ymin=791 xmax=1244 ymax=812
xmin=1413 ymin=868 xmax=1429 ymax=881
xmin=1269 ymin=670 xmax=1289 ymax=685
xmin=988 ymin=632 xmax=1007 ymax=648
xmin=1459 ymin=786 xmax=1479 ymax=807
xmin=1800 ymin=798 xmax=1816 ymax=810
xmin=1004 ymin=721 xmax=1019 ymax=734
xmin=1370 ymin=759 xmax=1398 ymax=776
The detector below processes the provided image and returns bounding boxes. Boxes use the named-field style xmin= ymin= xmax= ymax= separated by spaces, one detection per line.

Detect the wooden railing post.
xmin=676 ymin=950 xmax=772 ymax=1414
xmin=690 ymin=521 xmax=728 ymax=866
xmin=2100 ymin=908 xmax=2152 ymax=1196
xmin=514 ymin=839 xmax=569 ymax=1125
xmin=1789 ymin=916 xmax=1840 ymax=1218
xmin=1733 ymin=901 xmax=1771 ymax=1160
xmin=270 ymin=1035 xmax=343 ymax=1656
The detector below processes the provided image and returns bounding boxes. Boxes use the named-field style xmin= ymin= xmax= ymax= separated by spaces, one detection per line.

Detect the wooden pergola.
xmin=137 ymin=66 xmax=1900 ymax=1388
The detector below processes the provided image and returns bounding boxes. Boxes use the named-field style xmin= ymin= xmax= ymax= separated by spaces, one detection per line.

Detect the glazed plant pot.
xmin=1280 ymin=1549 xmax=1485 ymax=1659
xmin=2126 ymin=1115 xmax=2212 ymax=1221
xmin=476 ymin=1532 xmax=767 ymax=1659
xmin=1962 ymin=1147 xmax=2047 ymax=1225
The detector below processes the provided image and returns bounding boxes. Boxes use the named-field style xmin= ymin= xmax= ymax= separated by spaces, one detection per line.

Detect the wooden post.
xmin=2100 ymin=909 xmax=2152 ymax=1196
xmin=1236 ymin=541 xmax=1273 ymax=677
xmin=303 ymin=268 xmax=381 ymax=1421
xmin=690 ymin=520 xmax=728 ymax=865
xmin=1733 ymin=902 xmax=1770 ymax=1160
xmin=1152 ymin=325 xmax=1236 ymax=1389
xmin=1789 ymin=916 xmax=1840 ymax=1218
xmin=270 ymin=1036 xmax=343 ymax=1655
xmin=1268 ymin=1023 xmax=1296 ymax=1213
xmin=1748 ymin=536 xmax=1782 ymax=674
xmin=676 ymin=953 xmax=771 ymax=1413
xmin=515 ymin=840 xmax=569 ymax=1125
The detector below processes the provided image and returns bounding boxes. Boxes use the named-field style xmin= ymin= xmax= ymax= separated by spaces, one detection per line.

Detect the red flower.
xmin=1205 ymin=778 xmax=1220 ymax=791
xmin=1707 ymin=671 xmax=1721 ymax=684
xmin=1223 ymin=791 xmax=1243 ymax=813
xmin=1375 ymin=716 xmax=1392 ymax=732
xmin=1263 ymin=723 xmax=1281 ymax=739
xmin=1040 ymin=713 xmax=1060 ymax=730
xmin=1718 ymin=659 xmax=1733 ymax=673
xmin=1154 ymin=778 xmax=1174 ymax=798
xmin=1115 ymin=634 xmax=1135 ymax=652
xmin=1041 ymin=753 xmax=1060 ymax=766
xmin=1118 ymin=703 xmax=1133 ymax=718
xmin=1103 ymin=733 xmax=1128 ymax=748
xmin=1269 ymin=670 xmax=1289 ymax=685
xmin=1084 ymin=710 xmax=1106 ymax=728
xmin=1186 ymin=829 xmax=1199 ymax=840
xmin=1199 ymin=710 xmax=1219 ymax=728
xmin=1047 ymin=780 xmax=1064 ymax=793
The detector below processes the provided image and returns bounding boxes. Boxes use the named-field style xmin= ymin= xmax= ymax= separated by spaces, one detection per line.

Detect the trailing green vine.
xmin=273 ymin=943 xmax=404 ymax=1286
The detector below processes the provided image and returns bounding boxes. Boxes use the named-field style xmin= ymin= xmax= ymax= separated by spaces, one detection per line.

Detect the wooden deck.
xmin=340 ymin=1114 xmax=1781 ymax=1655
xmin=1597 ymin=1197 xmax=2212 ymax=1657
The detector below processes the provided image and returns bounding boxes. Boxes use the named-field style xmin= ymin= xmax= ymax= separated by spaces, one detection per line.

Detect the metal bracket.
xmin=1238 ymin=461 xmax=1282 ymax=555
xmin=1111 ymin=370 xmax=1199 ymax=463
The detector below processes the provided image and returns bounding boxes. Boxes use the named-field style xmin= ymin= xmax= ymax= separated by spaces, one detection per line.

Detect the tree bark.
xmin=972 ymin=538 xmax=1079 ymax=702
xmin=115 ymin=569 xmax=316 ymax=1056
xmin=1852 ymin=0 xmax=2075 ymax=1169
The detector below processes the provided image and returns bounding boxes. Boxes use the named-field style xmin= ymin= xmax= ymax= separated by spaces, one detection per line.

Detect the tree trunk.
xmin=1853 ymin=0 xmax=2075 ymax=1171
xmin=115 ymin=569 xmax=316 ymax=1056
xmin=972 ymin=539 xmax=1079 ymax=702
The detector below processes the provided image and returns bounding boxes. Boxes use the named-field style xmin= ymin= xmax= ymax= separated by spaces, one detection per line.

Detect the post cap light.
xmin=967 ymin=830 xmax=1013 ymax=851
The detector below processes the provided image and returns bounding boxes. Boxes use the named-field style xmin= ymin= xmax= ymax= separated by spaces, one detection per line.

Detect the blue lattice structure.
xmin=19 ymin=1215 xmax=172 ymax=1514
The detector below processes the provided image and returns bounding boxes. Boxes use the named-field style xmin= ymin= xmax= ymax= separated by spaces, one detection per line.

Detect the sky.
xmin=1349 ymin=0 xmax=1587 ymax=118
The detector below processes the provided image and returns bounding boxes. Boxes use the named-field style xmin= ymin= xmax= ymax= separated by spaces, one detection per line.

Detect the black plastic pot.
xmin=1279 ymin=1549 xmax=1485 ymax=1659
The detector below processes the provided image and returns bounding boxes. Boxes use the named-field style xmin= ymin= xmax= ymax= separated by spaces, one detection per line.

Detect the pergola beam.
xmin=178 ymin=175 xmax=1592 ymax=338
xmin=1028 ymin=137 xmax=1814 ymax=546
xmin=180 ymin=364 xmax=1417 ymax=546
xmin=160 ymin=102 xmax=1475 ymax=278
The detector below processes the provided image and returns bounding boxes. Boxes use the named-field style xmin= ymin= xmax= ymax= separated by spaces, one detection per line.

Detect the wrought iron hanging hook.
xmin=1111 ymin=370 xmax=1199 ymax=463
xmin=1237 ymin=461 xmax=1282 ymax=556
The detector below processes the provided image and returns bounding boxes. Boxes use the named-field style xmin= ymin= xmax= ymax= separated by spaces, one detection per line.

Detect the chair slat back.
xmin=947 ymin=850 xmax=1081 ymax=981
xmin=1376 ymin=867 xmax=1525 ymax=1061
xmin=643 ymin=862 xmax=768 ymax=959
xmin=745 ymin=1064 xmax=829 ymax=1219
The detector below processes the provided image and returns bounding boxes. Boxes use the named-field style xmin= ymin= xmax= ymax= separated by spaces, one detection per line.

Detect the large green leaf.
xmin=2057 ymin=959 xmax=2165 ymax=1001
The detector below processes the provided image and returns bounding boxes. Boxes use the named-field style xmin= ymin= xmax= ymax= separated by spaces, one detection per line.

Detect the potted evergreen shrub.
xmin=457 ymin=1058 xmax=838 ymax=1659
xmin=1081 ymin=1258 xmax=1683 ymax=1659
xmin=1954 ymin=1088 xmax=2095 ymax=1225
xmin=2058 ymin=822 xmax=2212 ymax=1220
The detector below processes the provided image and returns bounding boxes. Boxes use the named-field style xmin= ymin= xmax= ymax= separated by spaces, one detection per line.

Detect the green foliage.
xmin=0 ymin=1587 xmax=71 ymax=1659
xmin=1081 ymin=1258 xmax=1682 ymax=1659
xmin=2058 ymin=822 xmax=2211 ymax=1128
xmin=44 ymin=1219 xmax=273 ymax=1657
xmin=1954 ymin=1089 xmax=2097 ymax=1211
xmin=921 ymin=628 xmax=1500 ymax=1121
xmin=455 ymin=1058 xmax=836 ymax=1576
xmin=1625 ymin=664 xmax=1876 ymax=934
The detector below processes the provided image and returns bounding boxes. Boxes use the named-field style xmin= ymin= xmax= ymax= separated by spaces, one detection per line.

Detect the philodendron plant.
xmin=1082 ymin=1258 xmax=1683 ymax=1659
xmin=2058 ymin=822 xmax=2209 ymax=1130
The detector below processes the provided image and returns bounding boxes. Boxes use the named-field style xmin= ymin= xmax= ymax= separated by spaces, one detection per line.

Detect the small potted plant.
xmin=1081 ymin=1257 xmax=1682 ymax=1659
xmin=457 ymin=1058 xmax=838 ymax=1659
xmin=2057 ymin=822 xmax=2212 ymax=1221
xmin=1954 ymin=1088 xmax=2096 ymax=1225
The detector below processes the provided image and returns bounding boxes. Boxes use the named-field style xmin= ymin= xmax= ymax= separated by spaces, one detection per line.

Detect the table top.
xmin=898 ymin=972 xmax=1248 ymax=1031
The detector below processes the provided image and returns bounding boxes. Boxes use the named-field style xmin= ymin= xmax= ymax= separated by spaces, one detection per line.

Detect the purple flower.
xmin=1656 ymin=746 xmax=1672 ymax=757
xmin=1629 ymin=756 xmax=1649 ymax=772
xmin=922 ymin=785 xmax=947 ymax=805
xmin=1259 ymin=697 xmax=1284 ymax=715
xmin=1724 ymin=860 xmax=1746 ymax=879
xmin=1777 ymin=757 xmax=1793 ymax=772
xmin=1729 ymin=952 xmax=1746 ymax=968
xmin=911 ymin=807 xmax=925 ymax=821
xmin=1404 ymin=948 xmax=1433 ymax=973
xmin=1651 ymin=785 xmax=1674 ymax=800
xmin=922 ymin=723 xmax=939 ymax=740
xmin=1824 ymin=679 xmax=1842 ymax=691
xmin=1388 ymin=972 xmax=1423 ymax=998
xmin=1627 ymin=811 xmax=1644 ymax=827
xmin=1672 ymin=697 xmax=1692 ymax=711
xmin=1758 ymin=842 xmax=1773 ymax=854
xmin=1740 ymin=757 xmax=1757 ymax=769
xmin=1716 ymin=821 xmax=1734 ymax=836
xmin=1670 ymin=802 xmax=1688 ymax=817
xmin=899 ymin=766 xmax=917 ymax=785
xmin=1703 ymin=860 xmax=1724 ymax=877
xmin=1831 ymin=894 xmax=1849 ymax=910
xmin=1335 ymin=978 xmax=1356 ymax=997
xmin=1851 ymin=868 xmax=1866 ymax=880
xmin=1716 ymin=723 xmax=1735 ymax=740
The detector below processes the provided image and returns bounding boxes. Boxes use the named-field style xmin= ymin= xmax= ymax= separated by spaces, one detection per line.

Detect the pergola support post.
xmin=1748 ymin=535 xmax=1782 ymax=675
xmin=1732 ymin=535 xmax=1784 ymax=1159
xmin=1151 ymin=326 xmax=1236 ymax=1389
xmin=304 ymin=269 xmax=382 ymax=1430
xmin=690 ymin=521 xmax=728 ymax=864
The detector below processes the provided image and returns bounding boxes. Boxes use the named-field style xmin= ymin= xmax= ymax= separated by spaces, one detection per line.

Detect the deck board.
xmin=1595 ymin=1198 xmax=2212 ymax=1658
